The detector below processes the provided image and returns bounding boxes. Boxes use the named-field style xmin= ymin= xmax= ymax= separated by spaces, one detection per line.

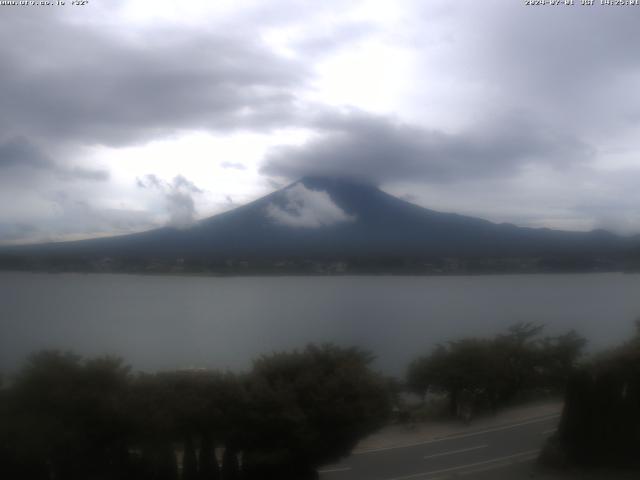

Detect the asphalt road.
xmin=318 ymin=413 xmax=560 ymax=480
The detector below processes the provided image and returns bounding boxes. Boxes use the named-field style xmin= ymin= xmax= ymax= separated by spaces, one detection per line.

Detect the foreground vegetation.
xmin=2 ymin=322 xmax=639 ymax=478
xmin=541 ymin=322 xmax=640 ymax=470
xmin=0 ymin=345 xmax=391 ymax=480
xmin=407 ymin=322 xmax=640 ymax=472
xmin=405 ymin=323 xmax=586 ymax=420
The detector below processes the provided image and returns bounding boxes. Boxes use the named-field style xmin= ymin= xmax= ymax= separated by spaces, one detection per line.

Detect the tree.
xmin=183 ymin=436 xmax=198 ymax=480
xmin=221 ymin=446 xmax=240 ymax=480
xmin=6 ymin=351 xmax=133 ymax=480
xmin=406 ymin=356 xmax=432 ymax=402
xmin=241 ymin=344 xmax=391 ymax=479
xmin=2 ymin=345 xmax=392 ymax=479
xmin=406 ymin=324 xmax=586 ymax=419
xmin=198 ymin=433 xmax=220 ymax=480
xmin=543 ymin=324 xmax=640 ymax=469
xmin=538 ymin=330 xmax=587 ymax=392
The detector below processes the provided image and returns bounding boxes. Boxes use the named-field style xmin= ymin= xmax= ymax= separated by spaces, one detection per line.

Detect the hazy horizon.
xmin=6 ymin=175 xmax=640 ymax=248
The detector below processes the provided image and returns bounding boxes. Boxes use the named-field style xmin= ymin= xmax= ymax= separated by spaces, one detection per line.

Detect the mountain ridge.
xmin=1 ymin=176 xmax=638 ymax=273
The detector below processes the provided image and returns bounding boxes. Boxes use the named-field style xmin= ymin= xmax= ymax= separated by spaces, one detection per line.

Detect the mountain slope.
xmin=2 ymin=176 xmax=635 ymax=262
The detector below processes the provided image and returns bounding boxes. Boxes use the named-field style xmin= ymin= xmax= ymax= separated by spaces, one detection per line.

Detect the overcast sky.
xmin=2 ymin=0 xmax=640 ymax=244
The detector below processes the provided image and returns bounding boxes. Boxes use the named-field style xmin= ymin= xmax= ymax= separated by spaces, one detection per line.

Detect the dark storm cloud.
xmin=261 ymin=111 xmax=594 ymax=184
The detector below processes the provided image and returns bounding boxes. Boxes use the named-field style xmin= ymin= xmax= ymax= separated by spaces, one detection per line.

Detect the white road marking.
xmin=384 ymin=449 xmax=540 ymax=480
xmin=318 ymin=466 xmax=352 ymax=474
xmin=423 ymin=444 xmax=488 ymax=460
xmin=355 ymin=413 xmax=560 ymax=455
xmin=541 ymin=428 xmax=557 ymax=435
xmin=452 ymin=451 xmax=540 ymax=478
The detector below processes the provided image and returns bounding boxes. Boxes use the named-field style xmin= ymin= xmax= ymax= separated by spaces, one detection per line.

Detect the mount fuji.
xmin=2 ymin=176 xmax=637 ymax=272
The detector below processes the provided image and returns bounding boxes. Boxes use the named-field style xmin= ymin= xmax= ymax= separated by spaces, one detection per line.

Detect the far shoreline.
xmin=0 ymin=268 xmax=638 ymax=279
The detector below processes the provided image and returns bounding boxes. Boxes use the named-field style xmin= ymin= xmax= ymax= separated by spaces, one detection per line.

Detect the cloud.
xmin=0 ymin=191 xmax=158 ymax=246
xmin=164 ymin=192 xmax=197 ymax=229
xmin=566 ymin=167 xmax=640 ymax=235
xmin=268 ymin=178 xmax=285 ymax=190
xmin=136 ymin=174 xmax=203 ymax=228
xmin=55 ymin=167 xmax=110 ymax=182
xmin=266 ymin=183 xmax=355 ymax=228
xmin=0 ymin=9 xmax=309 ymax=148
xmin=172 ymin=175 xmax=203 ymax=194
xmin=262 ymin=110 xmax=594 ymax=184
xmin=221 ymin=161 xmax=247 ymax=170
xmin=0 ymin=137 xmax=109 ymax=182
xmin=406 ymin=1 xmax=640 ymax=138
xmin=282 ymin=21 xmax=376 ymax=59
xmin=48 ymin=191 xmax=156 ymax=236
xmin=3 ymin=0 xmax=640 ymax=241
xmin=0 ymin=222 xmax=40 ymax=245
xmin=0 ymin=136 xmax=50 ymax=170
xmin=0 ymin=1 xmax=328 ymax=244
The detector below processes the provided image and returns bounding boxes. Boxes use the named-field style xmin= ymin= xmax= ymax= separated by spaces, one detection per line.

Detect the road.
xmin=318 ymin=413 xmax=560 ymax=480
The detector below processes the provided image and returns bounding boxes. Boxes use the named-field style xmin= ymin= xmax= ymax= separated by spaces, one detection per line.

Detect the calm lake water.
xmin=1 ymin=272 xmax=640 ymax=376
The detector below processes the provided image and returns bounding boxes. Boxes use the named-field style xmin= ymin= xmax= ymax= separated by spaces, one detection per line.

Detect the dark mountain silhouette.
xmin=2 ymin=177 xmax=638 ymax=270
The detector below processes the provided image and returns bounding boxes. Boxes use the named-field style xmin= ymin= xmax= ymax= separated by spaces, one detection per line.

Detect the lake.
xmin=1 ymin=272 xmax=639 ymax=377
